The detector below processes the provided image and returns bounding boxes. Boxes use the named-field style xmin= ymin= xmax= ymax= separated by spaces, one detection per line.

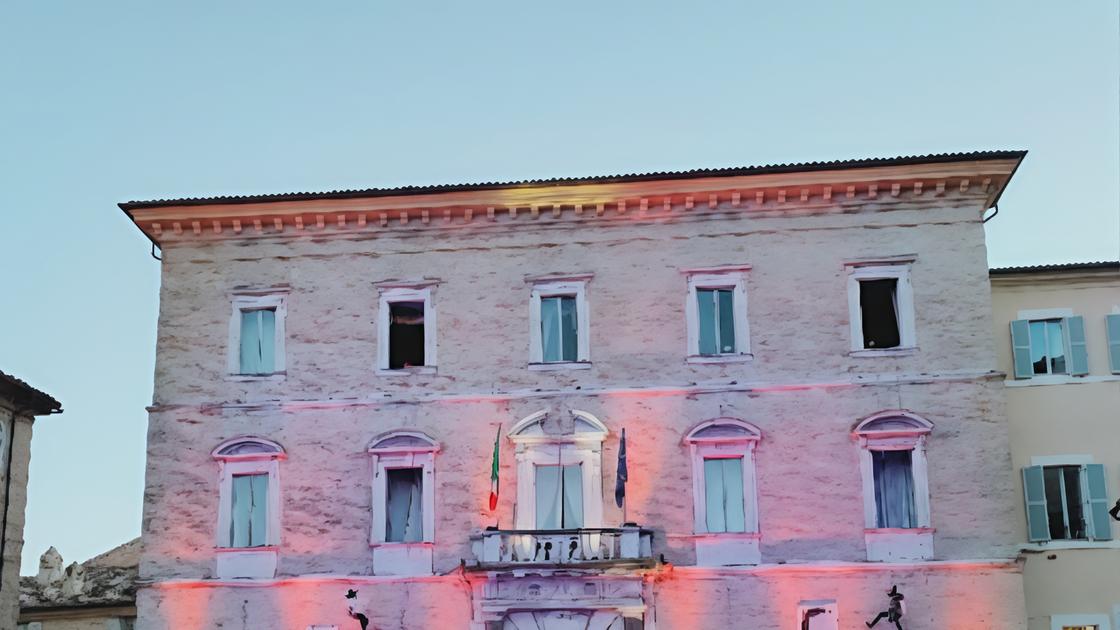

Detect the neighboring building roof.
xmin=20 ymin=538 xmax=139 ymax=613
xmin=0 ymin=370 xmax=61 ymax=415
xmin=989 ymin=261 xmax=1120 ymax=275
xmin=119 ymin=150 xmax=1027 ymax=210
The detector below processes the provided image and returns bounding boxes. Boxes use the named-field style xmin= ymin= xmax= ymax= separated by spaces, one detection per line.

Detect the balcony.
xmin=469 ymin=527 xmax=655 ymax=570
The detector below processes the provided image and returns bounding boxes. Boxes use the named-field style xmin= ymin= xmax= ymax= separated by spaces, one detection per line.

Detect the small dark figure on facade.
xmin=346 ymin=588 xmax=370 ymax=630
xmin=801 ymin=607 xmax=826 ymax=630
xmin=1109 ymin=499 xmax=1120 ymax=522
xmin=865 ymin=585 xmax=904 ymax=629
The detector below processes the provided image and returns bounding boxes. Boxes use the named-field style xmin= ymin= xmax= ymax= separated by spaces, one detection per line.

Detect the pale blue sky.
xmin=2 ymin=2 xmax=1117 ymax=570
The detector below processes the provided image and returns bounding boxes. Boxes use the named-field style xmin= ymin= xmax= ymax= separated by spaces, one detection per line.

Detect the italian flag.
xmin=488 ymin=425 xmax=501 ymax=512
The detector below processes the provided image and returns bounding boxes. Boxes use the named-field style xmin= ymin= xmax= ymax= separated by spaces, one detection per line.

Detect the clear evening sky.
xmin=2 ymin=2 xmax=1117 ymax=571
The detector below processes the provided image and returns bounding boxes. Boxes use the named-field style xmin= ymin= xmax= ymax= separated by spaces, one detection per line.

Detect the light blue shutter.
xmin=1009 ymin=320 xmax=1033 ymax=379
xmin=697 ymin=290 xmax=717 ymax=356
xmin=1022 ymin=466 xmax=1050 ymax=542
xmin=1064 ymin=316 xmax=1089 ymax=376
xmin=231 ymin=475 xmax=252 ymax=547
xmin=258 ymin=310 xmax=276 ymax=373
xmin=1084 ymin=464 xmax=1112 ymax=541
xmin=1106 ymin=314 xmax=1120 ymax=374
xmin=560 ymin=297 xmax=578 ymax=362
xmin=562 ymin=464 xmax=584 ymax=528
xmin=717 ymin=290 xmax=736 ymax=353
xmin=704 ymin=459 xmax=727 ymax=533
xmin=721 ymin=458 xmax=746 ymax=533
xmin=249 ymin=474 xmax=269 ymax=546
xmin=239 ymin=311 xmax=261 ymax=374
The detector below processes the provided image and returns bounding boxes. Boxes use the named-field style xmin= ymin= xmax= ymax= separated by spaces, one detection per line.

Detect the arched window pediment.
xmin=211 ymin=436 xmax=285 ymax=460
xmin=853 ymin=411 xmax=933 ymax=439
xmin=685 ymin=418 xmax=762 ymax=444
xmin=507 ymin=409 xmax=608 ymax=444
xmin=368 ymin=430 xmax=440 ymax=454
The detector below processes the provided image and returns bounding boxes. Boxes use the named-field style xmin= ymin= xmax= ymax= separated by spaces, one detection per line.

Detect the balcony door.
xmin=535 ymin=464 xmax=584 ymax=529
xmin=503 ymin=611 xmax=625 ymax=630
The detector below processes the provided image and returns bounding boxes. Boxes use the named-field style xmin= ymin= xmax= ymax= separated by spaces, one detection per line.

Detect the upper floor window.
xmin=1010 ymin=310 xmax=1088 ymax=379
xmin=527 ymin=275 xmax=591 ymax=369
xmin=684 ymin=266 xmax=751 ymax=363
xmin=845 ymin=261 xmax=916 ymax=354
xmin=685 ymin=418 xmax=762 ymax=567
xmin=1108 ymin=313 xmax=1120 ymax=374
xmin=212 ymin=437 xmax=285 ymax=550
xmin=1022 ymin=456 xmax=1112 ymax=543
xmin=227 ymin=291 xmax=287 ymax=377
xmin=377 ymin=283 xmax=438 ymax=374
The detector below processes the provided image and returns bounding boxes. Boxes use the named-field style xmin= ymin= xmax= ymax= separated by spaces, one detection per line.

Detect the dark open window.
xmin=388 ymin=301 xmax=425 ymax=369
xmin=859 ymin=279 xmax=901 ymax=349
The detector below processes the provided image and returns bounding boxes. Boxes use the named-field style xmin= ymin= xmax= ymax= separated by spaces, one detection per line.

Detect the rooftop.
xmin=989 ymin=261 xmax=1120 ymax=275
xmin=0 ymin=370 xmax=61 ymax=415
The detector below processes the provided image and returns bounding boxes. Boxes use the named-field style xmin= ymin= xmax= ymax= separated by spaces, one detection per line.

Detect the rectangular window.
xmin=1029 ymin=319 xmax=1067 ymax=375
xmin=535 ymin=464 xmax=583 ymax=529
xmin=1010 ymin=315 xmax=1089 ymax=379
xmin=859 ymin=279 xmax=901 ymax=349
xmin=239 ymin=308 xmax=277 ymax=374
xmin=385 ymin=467 xmax=423 ymax=543
xmin=703 ymin=457 xmax=746 ymax=533
xmin=230 ymin=473 xmax=269 ymax=548
xmin=388 ymin=302 xmax=426 ymax=369
xmin=872 ymin=450 xmax=916 ymax=529
xmin=540 ymin=296 xmax=578 ymax=363
xmin=697 ymin=288 xmax=736 ymax=356
xmin=1043 ymin=465 xmax=1087 ymax=540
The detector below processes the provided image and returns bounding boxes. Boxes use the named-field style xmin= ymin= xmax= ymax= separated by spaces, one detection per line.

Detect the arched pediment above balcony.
xmin=507 ymin=409 xmax=608 ymax=446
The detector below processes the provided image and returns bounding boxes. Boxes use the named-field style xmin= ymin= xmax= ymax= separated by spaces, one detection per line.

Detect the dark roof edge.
xmin=119 ymin=150 xmax=1027 ymax=211
xmin=990 ymin=261 xmax=1120 ymax=275
xmin=0 ymin=371 xmax=62 ymax=415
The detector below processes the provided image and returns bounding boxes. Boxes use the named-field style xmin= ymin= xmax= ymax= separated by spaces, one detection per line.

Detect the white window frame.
xmin=377 ymin=284 xmax=437 ymax=374
xmin=684 ymin=266 xmax=752 ymax=364
xmin=846 ymin=262 xmax=917 ymax=355
xmin=684 ymin=418 xmax=762 ymax=566
xmin=368 ymin=431 xmax=439 ymax=545
xmin=508 ymin=410 xmax=606 ymax=529
xmin=1027 ymin=454 xmax=1112 ymax=543
xmin=1051 ymin=613 xmax=1112 ymax=630
xmin=854 ymin=411 xmax=934 ymax=561
xmin=528 ymin=277 xmax=591 ymax=369
xmin=227 ymin=292 xmax=287 ymax=379
xmin=212 ymin=437 xmax=285 ymax=550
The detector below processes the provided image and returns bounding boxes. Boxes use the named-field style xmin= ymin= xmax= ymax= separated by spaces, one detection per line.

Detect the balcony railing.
xmin=469 ymin=527 xmax=654 ymax=569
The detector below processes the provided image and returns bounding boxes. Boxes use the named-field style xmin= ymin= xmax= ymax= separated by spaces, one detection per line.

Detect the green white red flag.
xmin=489 ymin=425 xmax=501 ymax=511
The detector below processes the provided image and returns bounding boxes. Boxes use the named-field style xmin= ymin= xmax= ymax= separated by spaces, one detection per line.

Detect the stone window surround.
xmin=368 ymin=431 xmax=439 ymax=576
xmin=845 ymin=258 xmax=918 ymax=356
xmin=684 ymin=418 xmax=762 ymax=566
xmin=508 ymin=409 xmax=607 ymax=529
xmin=211 ymin=436 xmax=286 ymax=579
xmin=527 ymin=274 xmax=593 ymax=370
xmin=682 ymin=265 xmax=753 ymax=364
xmin=226 ymin=289 xmax=288 ymax=381
xmin=1050 ymin=613 xmax=1112 ymax=630
xmin=853 ymin=410 xmax=934 ymax=562
xmin=376 ymin=281 xmax=439 ymax=375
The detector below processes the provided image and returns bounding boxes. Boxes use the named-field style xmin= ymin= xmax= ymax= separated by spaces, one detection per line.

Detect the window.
xmin=1050 ymin=614 xmax=1112 ymax=630
xmin=846 ymin=262 xmax=916 ymax=353
xmin=1010 ymin=312 xmax=1088 ymax=379
xmin=684 ymin=267 xmax=751 ymax=362
xmin=854 ymin=412 xmax=933 ymax=561
xmin=1108 ymin=314 xmax=1120 ymax=374
xmin=212 ymin=437 xmax=285 ymax=578
xmin=535 ymin=463 xmax=583 ymax=529
xmin=377 ymin=284 xmax=437 ymax=373
xmin=228 ymin=292 xmax=287 ymax=376
xmin=528 ymin=277 xmax=591 ymax=367
xmin=1023 ymin=459 xmax=1112 ymax=543
xmin=685 ymin=419 xmax=761 ymax=566
xmin=369 ymin=431 xmax=439 ymax=575
xmin=509 ymin=410 xmax=607 ymax=530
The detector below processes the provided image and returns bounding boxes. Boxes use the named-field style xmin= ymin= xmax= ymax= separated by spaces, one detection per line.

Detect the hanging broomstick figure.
xmin=1109 ymin=499 xmax=1120 ymax=522
xmin=865 ymin=585 xmax=905 ymax=629
xmin=801 ymin=607 xmax=826 ymax=630
xmin=345 ymin=589 xmax=370 ymax=630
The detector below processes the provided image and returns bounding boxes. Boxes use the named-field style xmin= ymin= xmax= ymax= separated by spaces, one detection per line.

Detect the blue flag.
xmin=615 ymin=427 xmax=628 ymax=508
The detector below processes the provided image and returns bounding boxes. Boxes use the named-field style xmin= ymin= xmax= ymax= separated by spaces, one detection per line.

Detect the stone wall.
xmin=1 ymin=407 xmax=35 ymax=629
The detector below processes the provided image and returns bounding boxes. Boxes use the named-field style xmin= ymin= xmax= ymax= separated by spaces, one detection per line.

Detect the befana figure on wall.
xmin=801 ymin=606 xmax=826 ymax=630
xmin=1109 ymin=499 xmax=1120 ymax=521
xmin=865 ymin=585 xmax=905 ymax=629
xmin=345 ymin=589 xmax=370 ymax=630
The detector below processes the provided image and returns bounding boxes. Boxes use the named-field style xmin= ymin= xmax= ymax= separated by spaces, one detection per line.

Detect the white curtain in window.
xmin=873 ymin=450 xmax=916 ymax=528
xmin=540 ymin=298 xmax=561 ymax=362
xmin=536 ymin=465 xmax=561 ymax=529
xmin=536 ymin=464 xmax=583 ymax=529
xmin=562 ymin=464 xmax=583 ymax=528
xmin=386 ymin=468 xmax=423 ymax=543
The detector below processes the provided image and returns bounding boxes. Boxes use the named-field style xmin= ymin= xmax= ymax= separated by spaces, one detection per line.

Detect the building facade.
xmin=18 ymin=539 xmax=138 ymax=630
xmin=0 ymin=371 xmax=61 ymax=629
xmin=124 ymin=151 xmax=1029 ymax=629
xmin=991 ymin=262 xmax=1120 ymax=630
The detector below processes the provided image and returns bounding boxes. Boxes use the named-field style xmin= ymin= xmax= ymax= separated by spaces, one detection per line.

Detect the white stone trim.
xmin=1005 ymin=375 xmax=1120 ymax=387
xmin=846 ymin=263 xmax=917 ymax=352
xmin=1051 ymin=613 xmax=1111 ymax=630
xmin=376 ymin=285 xmax=437 ymax=372
xmin=227 ymin=292 xmax=287 ymax=377
xmin=684 ymin=419 xmax=761 ymax=565
xmin=1017 ymin=307 xmax=1075 ymax=321
xmin=1021 ymin=540 xmax=1120 ymax=551
xmin=214 ymin=457 xmax=283 ymax=550
xmin=528 ymin=279 xmax=591 ymax=365
xmin=684 ymin=269 xmax=751 ymax=360
xmin=368 ymin=432 xmax=438 ymax=546
xmin=1031 ymin=454 xmax=1094 ymax=467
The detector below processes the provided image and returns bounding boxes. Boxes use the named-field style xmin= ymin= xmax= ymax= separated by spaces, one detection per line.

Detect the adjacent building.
xmin=0 ymin=371 xmax=61 ymax=629
xmin=991 ymin=261 xmax=1120 ymax=630
xmin=18 ymin=539 xmax=139 ymax=630
xmin=122 ymin=151 xmax=1030 ymax=629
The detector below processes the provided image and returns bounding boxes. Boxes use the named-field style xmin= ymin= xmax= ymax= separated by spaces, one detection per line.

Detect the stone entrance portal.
xmin=502 ymin=610 xmax=624 ymax=630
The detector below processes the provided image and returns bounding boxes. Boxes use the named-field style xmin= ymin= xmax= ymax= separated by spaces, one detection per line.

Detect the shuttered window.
xmin=540 ymin=296 xmax=578 ymax=363
xmin=239 ymin=308 xmax=277 ymax=374
xmin=703 ymin=457 xmax=746 ymax=533
xmin=697 ymin=288 xmax=736 ymax=356
xmin=1107 ymin=314 xmax=1120 ymax=374
xmin=1009 ymin=316 xmax=1089 ymax=379
xmin=230 ymin=473 xmax=269 ymax=548
xmin=1022 ymin=463 xmax=1112 ymax=542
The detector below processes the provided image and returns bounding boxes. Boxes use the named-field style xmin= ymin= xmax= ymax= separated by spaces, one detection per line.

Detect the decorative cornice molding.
xmin=128 ymin=158 xmax=1021 ymax=246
